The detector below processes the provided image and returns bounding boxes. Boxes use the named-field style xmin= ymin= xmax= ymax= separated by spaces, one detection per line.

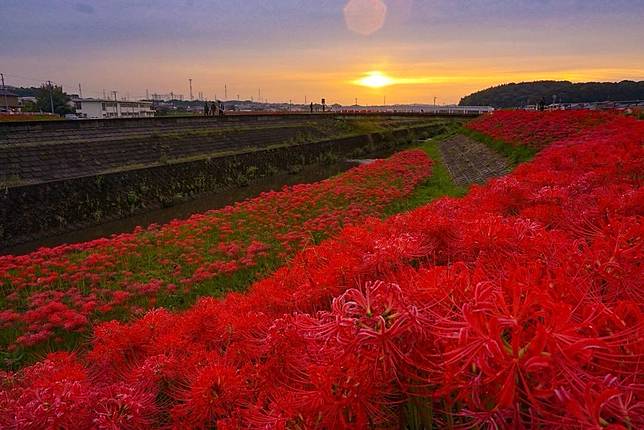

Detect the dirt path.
xmin=436 ymin=134 xmax=511 ymax=187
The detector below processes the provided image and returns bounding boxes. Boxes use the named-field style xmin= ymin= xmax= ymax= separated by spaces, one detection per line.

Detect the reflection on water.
xmin=4 ymin=159 xmax=363 ymax=256
xmin=345 ymin=159 xmax=377 ymax=165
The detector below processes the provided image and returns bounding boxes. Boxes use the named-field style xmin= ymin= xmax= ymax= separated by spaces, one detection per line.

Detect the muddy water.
xmin=4 ymin=159 xmax=371 ymax=256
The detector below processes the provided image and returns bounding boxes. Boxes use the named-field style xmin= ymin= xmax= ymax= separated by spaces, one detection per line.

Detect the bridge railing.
xmin=336 ymin=106 xmax=493 ymax=115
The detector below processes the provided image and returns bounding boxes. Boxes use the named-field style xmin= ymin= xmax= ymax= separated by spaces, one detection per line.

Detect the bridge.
xmin=0 ymin=108 xmax=490 ymax=133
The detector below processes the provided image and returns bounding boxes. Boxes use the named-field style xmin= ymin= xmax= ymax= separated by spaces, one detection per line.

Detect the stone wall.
xmin=0 ymin=115 xmax=435 ymax=184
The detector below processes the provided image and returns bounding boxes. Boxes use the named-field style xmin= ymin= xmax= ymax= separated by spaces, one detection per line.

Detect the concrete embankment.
xmin=1 ymin=116 xmax=456 ymax=249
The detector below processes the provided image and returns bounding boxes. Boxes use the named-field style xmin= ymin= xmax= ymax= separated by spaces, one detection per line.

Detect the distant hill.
xmin=6 ymin=86 xmax=40 ymax=97
xmin=459 ymin=80 xmax=644 ymax=108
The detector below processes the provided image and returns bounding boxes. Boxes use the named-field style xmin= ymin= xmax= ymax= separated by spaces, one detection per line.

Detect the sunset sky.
xmin=1 ymin=0 xmax=643 ymax=105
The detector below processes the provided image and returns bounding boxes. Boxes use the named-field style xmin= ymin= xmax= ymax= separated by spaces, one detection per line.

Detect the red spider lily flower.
xmin=170 ymin=363 xmax=248 ymax=428
xmin=1 ymin=111 xmax=641 ymax=428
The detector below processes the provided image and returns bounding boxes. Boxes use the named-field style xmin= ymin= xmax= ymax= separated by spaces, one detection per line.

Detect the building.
xmin=0 ymin=89 xmax=21 ymax=112
xmin=72 ymin=98 xmax=154 ymax=119
xmin=19 ymin=96 xmax=37 ymax=105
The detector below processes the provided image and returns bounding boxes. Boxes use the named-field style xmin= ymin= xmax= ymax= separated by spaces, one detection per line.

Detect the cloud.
xmin=74 ymin=3 xmax=95 ymax=14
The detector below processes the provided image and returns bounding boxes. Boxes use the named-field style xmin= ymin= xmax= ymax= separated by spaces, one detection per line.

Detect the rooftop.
xmin=72 ymin=97 xmax=153 ymax=105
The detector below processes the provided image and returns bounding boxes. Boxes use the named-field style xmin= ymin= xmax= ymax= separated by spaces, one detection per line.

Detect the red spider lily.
xmin=92 ymin=383 xmax=158 ymax=429
xmin=0 ymin=150 xmax=431 ymax=352
xmin=1 ymin=111 xmax=642 ymax=428
xmin=170 ymin=362 xmax=248 ymax=428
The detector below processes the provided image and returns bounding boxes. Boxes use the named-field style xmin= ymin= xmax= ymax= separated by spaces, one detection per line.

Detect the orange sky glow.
xmin=1 ymin=0 xmax=642 ymax=105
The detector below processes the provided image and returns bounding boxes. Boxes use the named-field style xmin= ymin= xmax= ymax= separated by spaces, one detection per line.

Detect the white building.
xmin=72 ymin=98 xmax=154 ymax=119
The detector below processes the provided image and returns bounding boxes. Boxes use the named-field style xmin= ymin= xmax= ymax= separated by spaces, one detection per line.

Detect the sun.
xmin=354 ymin=71 xmax=395 ymax=88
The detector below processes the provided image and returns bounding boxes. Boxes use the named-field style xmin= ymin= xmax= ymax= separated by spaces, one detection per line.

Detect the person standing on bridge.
xmin=210 ymin=101 xmax=217 ymax=117
xmin=310 ymin=102 xmax=314 ymax=113
xmin=203 ymin=101 xmax=210 ymax=116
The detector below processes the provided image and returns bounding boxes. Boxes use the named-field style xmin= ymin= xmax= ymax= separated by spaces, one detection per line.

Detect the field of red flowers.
xmin=0 ymin=150 xmax=430 ymax=359
xmin=1 ymin=110 xmax=642 ymax=429
xmin=467 ymin=109 xmax=617 ymax=149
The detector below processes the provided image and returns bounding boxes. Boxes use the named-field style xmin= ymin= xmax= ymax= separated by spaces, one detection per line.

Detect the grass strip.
xmin=461 ymin=127 xmax=537 ymax=166
xmin=384 ymin=129 xmax=468 ymax=216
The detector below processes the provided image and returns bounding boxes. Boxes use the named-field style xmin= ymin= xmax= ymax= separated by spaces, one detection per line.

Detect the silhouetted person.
xmin=538 ymin=98 xmax=545 ymax=111
xmin=210 ymin=102 xmax=217 ymax=117
xmin=218 ymin=101 xmax=224 ymax=116
xmin=310 ymin=102 xmax=314 ymax=113
xmin=203 ymin=101 xmax=210 ymax=116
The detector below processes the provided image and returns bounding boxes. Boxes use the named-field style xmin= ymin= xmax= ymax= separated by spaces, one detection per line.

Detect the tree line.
xmin=9 ymin=85 xmax=74 ymax=115
xmin=459 ymin=80 xmax=644 ymax=108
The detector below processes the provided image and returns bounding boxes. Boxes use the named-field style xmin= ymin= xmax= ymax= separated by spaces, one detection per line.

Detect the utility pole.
xmin=237 ymin=94 xmax=240 ymax=101
xmin=112 ymin=90 xmax=118 ymax=117
xmin=103 ymin=89 xmax=106 ymax=99
xmin=305 ymin=95 xmax=307 ymax=104
xmin=78 ymin=83 xmax=83 ymax=99
xmin=112 ymin=90 xmax=118 ymax=118
xmin=188 ymin=78 xmax=193 ymax=100
xmin=258 ymin=88 xmax=261 ymax=101
xmin=1 ymin=73 xmax=8 ymax=113
xmin=224 ymin=84 xmax=227 ymax=100
xmin=355 ymin=97 xmax=358 ymax=106
xmin=433 ymin=96 xmax=437 ymax=108
xmin=146 ymin=89 xmax=149 ymax=99
xmin=383 ymin=95 xmax=386 ymax=106
xmin=47 ymin=81 xmax=54 ymax=114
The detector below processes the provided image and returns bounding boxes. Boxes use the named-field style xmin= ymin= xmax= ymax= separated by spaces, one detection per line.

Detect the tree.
xmin=20 ymin=100 xmax=38 ymax=113
xmin=459 ymin=80 xmax=644 ymax=108
xmin=35 ymin=83 xmax=74 ymax=115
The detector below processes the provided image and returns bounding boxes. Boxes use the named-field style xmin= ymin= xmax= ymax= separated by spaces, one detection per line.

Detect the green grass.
xmin=461 ymin=128 xmax=537 ymax=166
xmin=384 ymin=129 xmax=468 ymax=216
